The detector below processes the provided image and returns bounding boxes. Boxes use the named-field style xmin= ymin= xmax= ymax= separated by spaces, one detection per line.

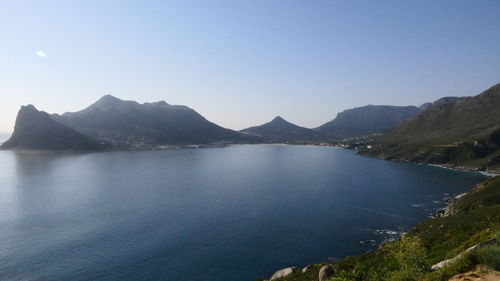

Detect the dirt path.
xmin=449 ymin=266 xmax=500 ymax=281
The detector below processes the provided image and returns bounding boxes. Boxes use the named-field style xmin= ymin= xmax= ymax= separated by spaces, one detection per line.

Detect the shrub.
xmin=381 ymin=235 xmax=430 ymax=281
xmin=475 ymin=232 xmax=500 ymax=270
xmin=422 ymin=253 xmax=476 ymax=281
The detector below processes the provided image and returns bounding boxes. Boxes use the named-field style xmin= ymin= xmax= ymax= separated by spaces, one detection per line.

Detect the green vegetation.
xmin=262 ymin=176 xmax=500 ymax=281
xmin=362 ymin=84 xmax=500 ymax=173
xmin=475 ymin=232 xmax=500 ymax=271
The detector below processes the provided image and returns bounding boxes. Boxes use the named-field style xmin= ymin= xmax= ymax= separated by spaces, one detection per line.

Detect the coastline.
xmin=4 ymin=139 xmax=498 ymax=177
xmin=259 ymin=159 xmax=497 ymax=281
xmin=355 ymin=147 xmax=500 ymax=176
xmin=426 ymin=163 xmax=499 ymax=177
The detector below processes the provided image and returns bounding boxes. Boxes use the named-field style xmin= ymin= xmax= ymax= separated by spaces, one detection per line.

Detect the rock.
xmin=489 ymin=156 xmax=500 ymax=166
xmin=269 ymin=267 xmax=297 ymax=280
xmin=301 ymin=265 xmax=311 ymax=273
xmin=318 ymin=264 xmax=335 ymax=281
xmin=472 ymin=183 xmax=486 ymax=193
xmin=431 ymin=238 xmax=497 ymax=270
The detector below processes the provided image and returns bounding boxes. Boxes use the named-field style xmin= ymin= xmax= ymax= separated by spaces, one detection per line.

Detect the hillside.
xmin=363 ymin=84 xmax=500 ymax=172
xmin=241 ymin=116 xmax=317 ymax=142
xmin=0 ymin=105 xmax=103 ymax=151
xmin=315 ymin=105 xmax=420 ymax=138
xmin=257 ymin=175 xmax=500 ymax=281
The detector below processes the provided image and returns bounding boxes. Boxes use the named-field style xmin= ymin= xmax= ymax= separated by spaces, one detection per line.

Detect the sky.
xmin=1 ymin=0 xmax=499 ymax=133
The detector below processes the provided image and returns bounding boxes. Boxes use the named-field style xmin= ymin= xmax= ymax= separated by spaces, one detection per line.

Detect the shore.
xmin=426 ymin=163 xmax=500 ymax=176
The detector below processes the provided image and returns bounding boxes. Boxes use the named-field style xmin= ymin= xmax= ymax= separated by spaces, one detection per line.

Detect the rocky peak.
xmin=143 ymin=100 xmax=170 ymax=107
xmin=15 ymin=105 xmax=53 ymax=129
xmin=271 ymin=116 xmax=287 ymax=123
xmin=0 ymin=105 xmax=103 ymax=150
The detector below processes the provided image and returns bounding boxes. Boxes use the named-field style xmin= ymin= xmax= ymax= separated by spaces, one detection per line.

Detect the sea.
xmin=0 ymin=144 xmax=488 ymax=281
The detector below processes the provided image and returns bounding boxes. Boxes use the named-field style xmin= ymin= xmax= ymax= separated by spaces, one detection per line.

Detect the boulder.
xmin=431 ymin=238 xmax=497 ymax=270
xmin=318 ymin=264 xmax=335 ymax=281
xmin=269 ymin=267 xmax=297 ymax=280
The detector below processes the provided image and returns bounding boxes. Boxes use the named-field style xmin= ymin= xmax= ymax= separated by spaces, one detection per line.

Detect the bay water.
xmin=0 ymin=145 xmax=487 ymax=281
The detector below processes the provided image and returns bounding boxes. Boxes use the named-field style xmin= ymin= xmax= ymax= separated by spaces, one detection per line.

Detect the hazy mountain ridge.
xmin=315 ymin=105 xmax=420 ymax=138
xmin=362 ymin=83 xmax=500 ymax=171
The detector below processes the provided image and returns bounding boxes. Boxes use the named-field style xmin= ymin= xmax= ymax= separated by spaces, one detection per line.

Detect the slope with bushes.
xmin=362 ymin=84 xmax=500 ymax=173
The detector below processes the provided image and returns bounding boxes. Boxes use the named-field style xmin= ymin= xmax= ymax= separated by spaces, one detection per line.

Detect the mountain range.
xmin=241 ymin=105 xmax=421 ymax=141
xmin=2 ymin=83 xmax=499 ymax=165
xmin=1 ymin=96 xmax=421 ymax=150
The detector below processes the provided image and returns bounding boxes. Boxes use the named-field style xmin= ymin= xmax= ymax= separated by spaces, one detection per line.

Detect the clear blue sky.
xmin=1 ymin=0 xmax=499 ymax=133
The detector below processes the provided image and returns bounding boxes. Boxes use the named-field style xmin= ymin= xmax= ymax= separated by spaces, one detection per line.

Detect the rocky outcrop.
xmin=318 ymin=264 xmax=336 ymax=281
xmin=429 ymin=192 xmax=468 ymax=219
xmin=301 ymin=265 xmax=311 ymax=273
xmin=268 ymin=267 xmax=298 ymax=280
xmin=431 ymin=238 xmax=497 ymax=270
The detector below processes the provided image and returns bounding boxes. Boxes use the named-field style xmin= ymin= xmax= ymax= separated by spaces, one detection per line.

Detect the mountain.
xmin=363 ymin=83 xmax=500 ymax=171
xmin=1 ymin=105 xmax=103 ymax=151
xmin=49 ymin=95 xmax=244 ymax=148
xmin=315 ymin=105 xmax=420 ymax=138
xmin=418 ymin=102 xmax=432 ymax=111
xmin=241 ymin=116 xmax=316 ymax=142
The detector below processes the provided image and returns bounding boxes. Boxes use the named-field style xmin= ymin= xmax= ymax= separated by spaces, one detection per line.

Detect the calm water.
xmin=0 ymin=134 xmax=9 ymax=144
xmin=0 ymin=145 xmax=487 ymax=281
